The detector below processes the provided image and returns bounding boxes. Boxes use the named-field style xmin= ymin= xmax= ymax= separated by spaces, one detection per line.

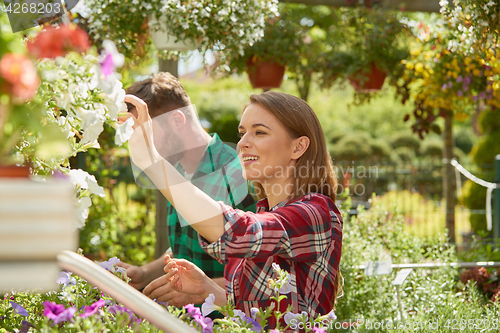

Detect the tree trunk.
xmin=154 ymin=58 xmax=178 ymax=259
xmin=296 ymin=70 xmax=312 ymax=102
xmin=443 ymin=110 xmax=456 ymax=243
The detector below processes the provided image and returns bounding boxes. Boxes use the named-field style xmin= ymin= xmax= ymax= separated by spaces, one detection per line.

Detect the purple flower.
xmin=464 ymin=76 xmax=472 ymax=85
xmin=99 ymin=40 xmax=125 ymax=78
xmin=43 ymin=301 xmax=76 ymax=324
xmin=457 ymin=90 xmax=463 ymax=97
xmin=279 ymin=275 xmax=293 ymax=294
xmin=441 ymin=83 xmax=447 ymax=91
xmin=57 ymin=271 xmax=76 ymax=287
xmin=250 ymin=307 xmax=259 ymax=320
xmin=284 ymin=311 xmax=308 ymax=325
xmin=479 ymin=92 xmax=486 ymax=99
xmin=184 ymin=304 xmax=202 ymax=318
xmin=201 ymin=317 xmax=214 ymax=333
xmin=80 ymin=299 xmax=105 ymax=318
xmin=10 ymin=302 xmax=28 ymax=316
xmin=99 ymin=257 xmax=120 ymax=272
xmin=19 ymin=321 xmax=33 ymax=333
xmin=192 ymin=314 xmax=213 ymax=332
xmin=242 ymin=316 xmax=263 ymax=332
xmin=108 ymin=304 xmax=141 ymax=326
xmin=462 ymin=83 xmax=469 ymax=92
xmin=473 ymin=95 xmax=478 ymax=102
xmin=313 ymin=328 xmax=327 ymax=333
xmin=100 ymin=53 xmax=114 ymax=78
xmin=108 ymin=304 xmax=134 ymax=317
xmin=447 ymin=81 xmax=453 ymax=88
xmin=487 ymin=94 xmax=493 ymax=100
xmin=456 ymin=75 xmax=463 ymax=83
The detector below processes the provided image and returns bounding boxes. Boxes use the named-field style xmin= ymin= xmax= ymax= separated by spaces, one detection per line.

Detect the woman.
xmin=123 ymin=91 xmax=342 ymax=320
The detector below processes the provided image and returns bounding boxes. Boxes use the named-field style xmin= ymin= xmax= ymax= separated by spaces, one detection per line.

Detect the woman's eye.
xmin=256 ymin=131 xmax=266 ymax=135
xmin=238 ymin=132 xmax=245 ymax=138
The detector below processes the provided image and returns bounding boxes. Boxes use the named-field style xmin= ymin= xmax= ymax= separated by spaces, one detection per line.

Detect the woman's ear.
xmin=291 ymin=136 xmax=310 ymax=160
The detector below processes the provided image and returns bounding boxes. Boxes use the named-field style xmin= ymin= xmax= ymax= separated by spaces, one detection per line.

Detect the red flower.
xmin=0 ymin=53 xmax=40 ymax=100
xmin=27 ymin=24 xmax=90 ymax=59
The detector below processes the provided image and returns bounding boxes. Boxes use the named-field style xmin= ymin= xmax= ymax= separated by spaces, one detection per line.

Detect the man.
xmin=118 ymin=72 xmax=255 ymax=306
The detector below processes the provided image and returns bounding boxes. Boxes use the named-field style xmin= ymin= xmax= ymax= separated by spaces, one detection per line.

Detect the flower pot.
xmin=0 ymin=165 xmax=30 ymax=178
xmin=148 ymin=14 xmax=200 ymax=52
xmin=348 ymin=62 xmax=387 ymax=92
xmin=0 ymin=178 xmax=78 ymax=292
xmin=246 ymin=58 xmax=286 ymax=90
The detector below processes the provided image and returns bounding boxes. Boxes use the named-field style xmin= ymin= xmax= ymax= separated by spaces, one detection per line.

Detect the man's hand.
xmin=116 ymin=261 xmax=149 ymax=291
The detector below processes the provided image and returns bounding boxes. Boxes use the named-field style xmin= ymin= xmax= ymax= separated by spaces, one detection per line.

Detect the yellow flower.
xmin=472 ymin=69 xmax=481 ymax=76
xmin=464 ymin=57 xmax=472 ymax=65
xmin=405 ymin=62 xmax=414 ymax=70
xmin=415 ymin=63 xmax=424 ymax=72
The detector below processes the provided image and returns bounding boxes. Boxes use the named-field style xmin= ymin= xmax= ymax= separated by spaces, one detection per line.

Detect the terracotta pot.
xmin=0 ymin=165 xmax=30 ymax=178
xmin=349 ymin=62 xmax=387 ymax=92
xmin=246 ymin=58 xmax=285 ymax=90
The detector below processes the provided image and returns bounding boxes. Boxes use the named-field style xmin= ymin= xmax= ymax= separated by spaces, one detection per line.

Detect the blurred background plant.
xmin=0 ymin=14 xmax=66 ymax=166
xmin=84 ymin=0 xmax=279 ymax=65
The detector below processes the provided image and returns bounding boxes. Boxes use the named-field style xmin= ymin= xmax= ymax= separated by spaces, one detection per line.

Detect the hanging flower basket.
xmin=148 ymin=14 xmax=200 ymax=52
xmin=246 ymin=57 xmax=285 ymax=90
xmin=348 ymin=62 xmax=387 ymax=93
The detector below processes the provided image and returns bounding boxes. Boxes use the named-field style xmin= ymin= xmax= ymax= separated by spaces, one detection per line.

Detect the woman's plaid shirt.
xmin=199 ymin=193 xmax=343 ymax=318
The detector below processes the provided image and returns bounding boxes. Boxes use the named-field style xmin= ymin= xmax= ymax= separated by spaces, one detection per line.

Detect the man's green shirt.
xmin=167 ymin=134 xmax=256 ymax=278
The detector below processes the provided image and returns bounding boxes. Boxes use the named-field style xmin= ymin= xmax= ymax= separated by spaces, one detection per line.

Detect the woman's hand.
xmin=162 ymin=255 xmax=211 ymax=297
xmin=118 ymin=95 xmax=162 ymax=171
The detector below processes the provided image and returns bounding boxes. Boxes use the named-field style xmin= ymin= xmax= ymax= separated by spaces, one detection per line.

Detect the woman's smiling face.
xmin=237 ymin=103 xmax=297 ymax=184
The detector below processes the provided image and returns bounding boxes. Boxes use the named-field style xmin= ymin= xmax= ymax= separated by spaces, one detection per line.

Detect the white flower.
xmin=115 ymin=117 xmax=134 ymax=146
xmin=81 ymin=118 xmax=104 ymax=145
xmin=201 ymin=294 xmax=221 ymax=316
xmin=75 ymin=196 xmax=91 ymax=228
xmin=284 ymin=311 xmax=308 ymax=325
xmin=68 ymin=169 xmax=105 ymax=197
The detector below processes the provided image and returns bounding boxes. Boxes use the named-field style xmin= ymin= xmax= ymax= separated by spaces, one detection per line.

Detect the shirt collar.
xmin=256 ymin=197 xmax=291 ymax=212
xmin=175 ymin=133 xmax=224 ymax=177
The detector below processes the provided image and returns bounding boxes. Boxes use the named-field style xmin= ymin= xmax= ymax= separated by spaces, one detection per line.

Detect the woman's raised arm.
xmin=120 ymin=95 xmax=225 ymax=243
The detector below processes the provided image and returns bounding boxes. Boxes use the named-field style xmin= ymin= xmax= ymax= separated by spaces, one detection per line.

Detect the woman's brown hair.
xmin=246 ymin=91 xmax=338 ymax=203
xmin=245 ymin=91 xmax=342 ymax=305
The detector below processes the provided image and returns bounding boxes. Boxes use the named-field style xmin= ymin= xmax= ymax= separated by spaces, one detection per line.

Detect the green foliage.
xmin=336 ymin=203 xmax=459 ymax=324
xmin=462 ymin=180 xmax=488 ymax=232
xmin=77 ymin=126 xmax=155 ymax=265
xmin=462 ymin=109 xmax=500 ymax=233
xmin=371 ymin=191 xmax=470 ymax=242
xmin=390 ymin=132 xmax=421 ymax=150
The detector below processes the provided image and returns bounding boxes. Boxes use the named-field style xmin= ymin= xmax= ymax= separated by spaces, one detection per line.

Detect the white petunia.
xmin=81 ymin=119 xmax=104 ymax=145
xmin=115 ymin=117 xmax=134 ymax=146
xmin=75 ymin=196 xmax=92 ymax=229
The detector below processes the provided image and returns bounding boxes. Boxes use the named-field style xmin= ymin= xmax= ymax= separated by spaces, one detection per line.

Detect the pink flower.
xmin=80 ymin=299 xmax=105 ymax=318
xmin=42 ymin=301 xmax=76 ymax=324
xmin=0 ymin=53 xmax=40 ymax=100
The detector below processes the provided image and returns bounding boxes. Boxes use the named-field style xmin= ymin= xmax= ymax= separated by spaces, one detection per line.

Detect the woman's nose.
xmin=237 ymin=133 xmax=250 ymax=150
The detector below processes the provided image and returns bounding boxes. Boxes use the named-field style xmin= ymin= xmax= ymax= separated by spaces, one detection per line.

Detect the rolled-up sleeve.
xmin=198 ymin=194 xmax=337 ymax=264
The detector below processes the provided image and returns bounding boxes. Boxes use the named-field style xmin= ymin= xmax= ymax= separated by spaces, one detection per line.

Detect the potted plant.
xmin=83 ymin=0 xmax=279 ymax=63
xmin=318 ymin=6 xmax=411 ymax=95
xmin=225 ymin=4 xmax=308 ymax=90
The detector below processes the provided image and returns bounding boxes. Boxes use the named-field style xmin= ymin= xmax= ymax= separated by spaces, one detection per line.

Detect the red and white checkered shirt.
xmin=199 ymin=193 xmax=343 ymax=319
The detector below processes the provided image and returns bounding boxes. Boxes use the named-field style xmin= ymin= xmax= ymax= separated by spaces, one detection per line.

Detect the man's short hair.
xmin=126 ymin=72 xmax=191 ymax=119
